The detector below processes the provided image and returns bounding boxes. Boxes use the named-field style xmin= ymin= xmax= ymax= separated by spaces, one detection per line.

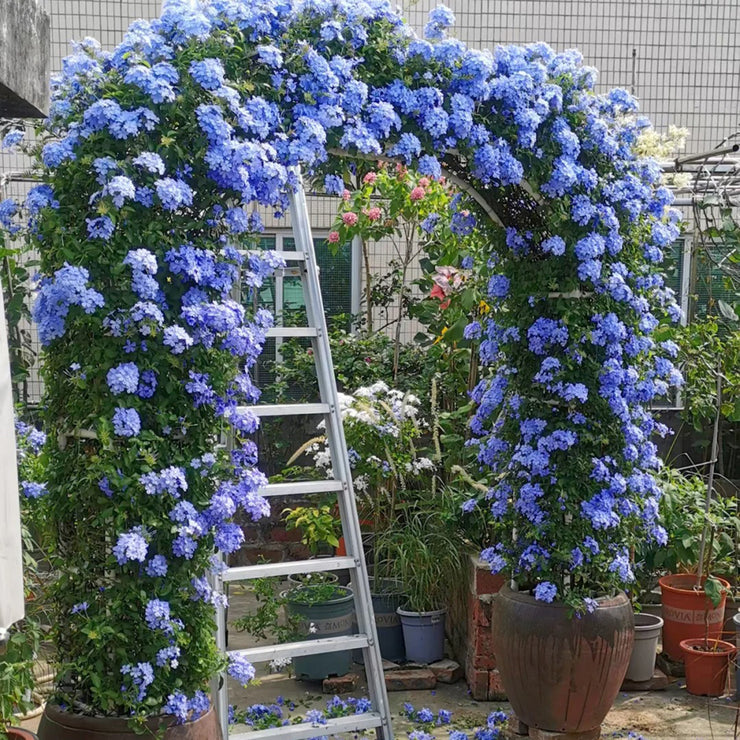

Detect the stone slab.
xmin=384 ymin=668 xmax=436 ymax=691
xmin=621 ymin=668 xmax=670 ymax=691
xmin=0 ymin=0 xmax=50 ymax=117
xmin=429 ymin=658 xmax=464 ymax=684
xmin=322 ymin=672 xmax=358 ymax=694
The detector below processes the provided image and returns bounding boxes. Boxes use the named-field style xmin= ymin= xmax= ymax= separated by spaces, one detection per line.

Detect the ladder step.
xmin=245 ymin=403 xmax=330 ymax=417
xmin=230 ymin=635 xmax=369 ymax=664
xmin=242 ymin=249 xmax=306 ymax=262
xmin=266 ymin=327 xmax=318 ymax=338
xmin=258 ymin=480 xmax=344 ymax=497
xmin=222 ymin=556 xmax=355 ymax=582
xmin=230 ymin=712 xmax=384 ymax=740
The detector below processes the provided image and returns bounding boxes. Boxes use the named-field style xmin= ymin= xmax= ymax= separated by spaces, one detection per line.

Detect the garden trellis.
xmin=7 ymin=0 xmax=685 ymax=733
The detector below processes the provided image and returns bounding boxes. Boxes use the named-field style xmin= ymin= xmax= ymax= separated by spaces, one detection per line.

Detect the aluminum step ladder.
xmin=212 ymin=171 xmax=393 ymax=740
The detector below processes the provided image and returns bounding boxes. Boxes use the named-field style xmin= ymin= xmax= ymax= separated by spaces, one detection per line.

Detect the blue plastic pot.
xmin=397 ymin=606 xmax=446 ymax=664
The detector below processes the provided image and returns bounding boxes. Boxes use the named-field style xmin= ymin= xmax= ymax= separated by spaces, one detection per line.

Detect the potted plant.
xmin=306 ymin=381 xmax=436 ymax=662
xmin=680 ymin=637 xmax=737 ymax=696
xmin=377 ymin=507 xmax=466 ymax=664
xmin=282 ymin=583 xmax=356 ymax=680
xmin=1 ymin=421 xmax=51 ymax=740
xmin=647 ymin=469 xmax=736 ymax=662
xmin=21 ymin=22 xmax=288 ymax=739
xmin=283 ymin=504 xmax=342 ymax=586
xmin=460 ymin=64 xmax=685 ymax=740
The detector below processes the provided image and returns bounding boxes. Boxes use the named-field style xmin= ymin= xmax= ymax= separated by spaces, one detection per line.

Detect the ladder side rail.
xmin=287 ymin=171 xmax=393 ymax=740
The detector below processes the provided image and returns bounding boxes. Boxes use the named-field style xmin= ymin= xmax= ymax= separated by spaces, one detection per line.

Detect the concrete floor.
xmin=18 ymin=582 xmax=740 ymax=739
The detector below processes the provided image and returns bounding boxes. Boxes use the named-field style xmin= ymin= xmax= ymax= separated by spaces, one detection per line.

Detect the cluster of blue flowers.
xmin=25 ymin=0 xmax=688 ymax=718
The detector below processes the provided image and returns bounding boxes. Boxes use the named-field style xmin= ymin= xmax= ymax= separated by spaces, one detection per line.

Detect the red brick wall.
xmin=447 ymin=555 xmax=507 ymax=701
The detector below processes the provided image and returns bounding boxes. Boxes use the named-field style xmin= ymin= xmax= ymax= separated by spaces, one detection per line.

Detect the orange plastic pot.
xmin=680 ymin=638 xmax=736 ymax=696
xmin=658 ymin=574 xmax=730 ymax=661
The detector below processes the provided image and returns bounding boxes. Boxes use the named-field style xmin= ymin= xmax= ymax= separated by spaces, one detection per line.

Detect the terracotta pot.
xmin=659 ymin=574 xmax=730 ymax=661
xmin=492 ymin=586 xmax=634 ymax=735
xmin=680 ymin=638 xmax=737 ymax=696
xmin=7 ymin=728 xmax=39 ymax=740
xmin=37 ymin=704 xmax=221 ymax=740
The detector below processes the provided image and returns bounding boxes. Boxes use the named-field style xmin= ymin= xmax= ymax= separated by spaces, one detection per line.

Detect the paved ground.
xmin=18 ymin=583 xmax=740 ymax=738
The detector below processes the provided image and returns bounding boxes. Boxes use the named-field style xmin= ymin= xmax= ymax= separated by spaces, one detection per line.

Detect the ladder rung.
xmin=245 ymin=403 xmax=330 ymax=417
xmin=222 ymin=556 xmax=355 ymax=582
xmin=241 ymin=249 xmax=306 ymax=262
xmin=266 ymin=327 xmax=318 ymax=338
xmin=258 ymin=480 xmax=344 ymax=497
xmin=230 ymin=712 xmax=384 ymax=740
xmin=230 ymin=634 xmax=368 ymax=663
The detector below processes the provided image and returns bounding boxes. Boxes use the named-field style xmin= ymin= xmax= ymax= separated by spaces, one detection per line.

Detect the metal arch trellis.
xmin=661 ymin=136 xmax=740 ymax=320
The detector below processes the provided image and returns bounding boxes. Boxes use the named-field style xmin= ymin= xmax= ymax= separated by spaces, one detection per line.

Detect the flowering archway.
xmin=29 ymin=0 xmax=682 ymax=721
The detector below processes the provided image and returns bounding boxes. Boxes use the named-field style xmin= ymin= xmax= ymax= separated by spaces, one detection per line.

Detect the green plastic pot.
xmin=283 ymin=585 xmax=355 ymax=679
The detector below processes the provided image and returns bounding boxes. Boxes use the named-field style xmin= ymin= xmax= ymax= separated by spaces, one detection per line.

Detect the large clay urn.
xmin=492 ymin=586 xmax=634 ymax=738
xmin=38 ymin=704 xmax=221 ymax=740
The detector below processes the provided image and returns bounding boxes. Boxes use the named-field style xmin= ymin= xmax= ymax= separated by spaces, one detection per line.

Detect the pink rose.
xmin=328 ymin=231 xmax=340 ymax=243
xmin=410 ymin=186 xmax=425 ymax=201
xmin=365 ymin=207 xmax=382 ymax=221
xmin=342 ymin=212 xmax=359 ymax=226
xmin=363 ymin=172 xmax=377 ymax=184
xmin=342 ymin=189 xmax=351 ymax=201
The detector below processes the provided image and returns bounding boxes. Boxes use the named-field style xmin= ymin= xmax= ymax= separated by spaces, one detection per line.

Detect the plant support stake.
xmin=696 ymin=362 xmax=723 ymax=587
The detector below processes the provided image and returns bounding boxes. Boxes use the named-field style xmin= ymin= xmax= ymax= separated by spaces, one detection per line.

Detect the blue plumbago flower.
xmin=113 ymin=528 xmax=148 ymax=564
xmin=256 ymin=44 xmax=283 ymax=68
xmin=145 ymin=598 xmax=175 ymax=633
xmin=112 ymin=407 xmax=141 ymax=437
xmin=163 ymin=325 xmax=193 ymax=354
xmin=155 ymin=177 xmax=193 ymax=211
xmin=71 ymin=601 xmax=89 ymax=614
xmin=163 ymin=691 xmax=189 ymax=724
xmin=133 ymin=151 xmax=165 ymax=174
xmin=227 ymin=654 xmax=256 ymax=686
xmin=33 ymin=264 xmax=105 ymax=345
xmin=121 ymin=662 xmax=154 ymax=702
xmin=534 ymin=582 xmax=558 ymax=603
xmin=324 ymin=174 xmax=344 ymax=196
xmin=105 ymin=175 xmax=136 ymax=208
xmin=424 ymin=5 xmax=455 ymax=41
xmin=189 ymin=58 xmax=225 ymax=90
xmin=86 ymin=215 xmax=115 ymax=240
xmin=146 ymin=554 xmax=168 ymax=577
xmin=106 ymin=362 xmax=140 ymax=395
xmin=140 ymin=466 xmax=188 ymax=497
xmin=1 ymin=129 xmax=24 ymax=150
xmin=125 ymin=62 xmax=179 ymax=103
xmin=21 ymin=481 xmax=48 ymax=499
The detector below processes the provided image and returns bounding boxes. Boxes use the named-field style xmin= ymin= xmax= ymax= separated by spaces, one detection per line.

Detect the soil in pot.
xmin=626 ymin=613 xmax=664 ymax=682
xmin=397 ymin=607 xmax=445 ymax=664
xmin=283 ymin=585 xmax=355 ymax=680
xmin=680 ymin=638 xmax=737 ymax=697
xmin=37 ymin=704 xmax=221 ymax=740
xmin=492 ymin=586 xmax=634 ymax=735
xmin=659 ymin=574 xmax=730 ymax=661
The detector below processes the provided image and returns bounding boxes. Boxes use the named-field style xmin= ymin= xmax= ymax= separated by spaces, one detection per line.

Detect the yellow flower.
xmin=433 ymin=326 xmax=449 ymax=345
xmin=479 ymin=300 xmax=491 ymax=314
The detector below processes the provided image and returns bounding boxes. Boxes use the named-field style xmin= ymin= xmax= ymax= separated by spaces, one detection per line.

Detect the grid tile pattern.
xmin=401 ymin=0 xmax=740 ymax=152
